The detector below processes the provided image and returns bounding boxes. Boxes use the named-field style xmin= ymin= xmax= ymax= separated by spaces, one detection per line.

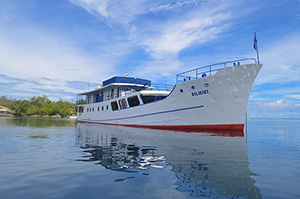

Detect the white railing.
xmin=176 ymin=58 xmax=257 ymax=84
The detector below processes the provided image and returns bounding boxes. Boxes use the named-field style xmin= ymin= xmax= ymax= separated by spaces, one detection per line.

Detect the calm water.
xmin=0 ymin=117 xmax=299 ymax=199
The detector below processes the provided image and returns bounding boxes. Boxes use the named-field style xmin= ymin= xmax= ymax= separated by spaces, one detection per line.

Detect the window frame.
xmin=127 ymin=95 xmax=140 ymax=107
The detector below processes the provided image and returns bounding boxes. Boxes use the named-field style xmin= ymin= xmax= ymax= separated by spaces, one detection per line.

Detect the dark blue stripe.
xmin=81 ymin=105 xmax=204 ymax=122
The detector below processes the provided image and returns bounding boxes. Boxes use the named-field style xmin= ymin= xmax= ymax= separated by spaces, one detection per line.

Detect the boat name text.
xmin=191 ymin=89 xmax=209 ymax=96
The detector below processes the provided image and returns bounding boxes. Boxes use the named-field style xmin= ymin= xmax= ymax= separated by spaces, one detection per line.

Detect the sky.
xmin=0 ymin=0 xmax=300 ymax=118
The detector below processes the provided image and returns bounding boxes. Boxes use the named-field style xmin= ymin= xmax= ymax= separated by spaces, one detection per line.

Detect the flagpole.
xmin=254 ymin=32 xmax=260 ymax=63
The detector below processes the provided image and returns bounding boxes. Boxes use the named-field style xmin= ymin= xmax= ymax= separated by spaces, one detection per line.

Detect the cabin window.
xmin=111 ymin=101 xmax=118 ymax=111
xmin=98 ymin=107 xmax=100 ymax=111
xmin=102 ymin=106 xmax=104 ymax=111
xmin=111 ymin=88 xmax=114 ymax=99
xmin=92 ymin=107 xmax=94 ymax=112
xmin=127 ymin=95 xmax=140 ymax=107
xmin=119 ymin=99 xmax=127 ymax=109
xmin=106 ymin=105 xmax=108 ymax=110
xmin=140 ymin=95 xmax=167 ymax=104
xmin=78 ymin=106 xmax=84 ymax=113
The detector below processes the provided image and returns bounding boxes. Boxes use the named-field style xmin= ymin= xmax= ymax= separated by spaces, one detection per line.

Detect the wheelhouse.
xmin=77 ymin=76 xmax=172 ymax=114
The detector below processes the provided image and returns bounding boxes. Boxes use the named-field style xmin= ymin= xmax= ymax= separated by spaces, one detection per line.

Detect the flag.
xmin=253 ymin=32 xmax=258 ymax=50
xmin=253 ymin=32 xmax=260 ymax=63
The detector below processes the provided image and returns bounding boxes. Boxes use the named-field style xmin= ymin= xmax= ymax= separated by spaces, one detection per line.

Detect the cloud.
xmin=70 ymin=0 xmax=150 ymax=26
xmin=248 ymin=98 xmax=300 ymax=118
xmin=72 ymin=0 xmax=232 ymax=57
xmin=70 ymin=0 xmax=235 ymax=80
xmin=249 ymin=83 xmax=300 ymax=102
xmin=0 ymin=0 xmax=138 ymax=83
xmin=150 ymin=0 xmax=207 ymax=12
xmin=255 ymin=99 xmax=296 ymax=110
xmin=138 ymin=10 xmax=231 ymax=59
xmin=71 ymin=0 xmax=212 ymax=25
xmin=287 ymin=94 xmax=300 ymax=100
xmin=0 ymin=0 xmax=140 ymax=100
xmin=0 ymin=74 xmax=96 ymax=101
xmin=0 ymin=26 xmax=115 ymax=82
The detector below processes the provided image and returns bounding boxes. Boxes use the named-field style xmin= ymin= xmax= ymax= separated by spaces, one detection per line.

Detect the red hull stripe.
xmin=77 ymin=121 xmax=244 ymax=137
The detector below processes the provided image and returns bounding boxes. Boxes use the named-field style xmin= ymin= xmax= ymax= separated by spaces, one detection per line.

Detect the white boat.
xmin=77 ymin=58 xmax=262 ymax=133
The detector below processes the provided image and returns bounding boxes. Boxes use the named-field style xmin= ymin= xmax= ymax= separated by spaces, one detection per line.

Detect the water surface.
xmin=0 ymin=117 xmax=299 ymax=199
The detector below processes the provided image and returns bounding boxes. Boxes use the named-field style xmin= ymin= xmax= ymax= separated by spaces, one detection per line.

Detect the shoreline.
xmin=0 ymin=114 xmax=77 ymax=119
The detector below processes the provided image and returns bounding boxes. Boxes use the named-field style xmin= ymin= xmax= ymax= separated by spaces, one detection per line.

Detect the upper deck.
xmin=77 ymin=76 xmax=172 ymax=105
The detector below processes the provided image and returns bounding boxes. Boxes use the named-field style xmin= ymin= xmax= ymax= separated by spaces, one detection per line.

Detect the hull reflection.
xmin=76 ymin=123 xmax=261 ymax=199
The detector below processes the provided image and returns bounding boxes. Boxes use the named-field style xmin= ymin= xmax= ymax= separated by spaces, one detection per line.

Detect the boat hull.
xmin=78 ymin=63 xmax=262 ymax=132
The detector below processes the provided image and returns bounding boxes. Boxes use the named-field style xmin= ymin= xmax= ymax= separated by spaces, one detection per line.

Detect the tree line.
xmin=0 ymin=95 xmax=77 ymax=117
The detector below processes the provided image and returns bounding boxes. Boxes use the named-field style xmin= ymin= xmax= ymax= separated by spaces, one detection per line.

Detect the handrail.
xmin=150 ymin=84 xmax=173 ymax=91
xmin=176 ymin=58 xmax=257 ymax=84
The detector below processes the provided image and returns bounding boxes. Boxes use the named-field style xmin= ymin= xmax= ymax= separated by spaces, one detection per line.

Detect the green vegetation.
xmin=0 ymin=95 xmax=76 ymax=117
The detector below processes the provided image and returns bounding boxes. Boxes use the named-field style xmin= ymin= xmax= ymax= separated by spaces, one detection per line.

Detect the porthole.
xmin=191 ymin=86 xmax=195 ymax=90
xmin=180 ymin=89 xmax=183 ymax=93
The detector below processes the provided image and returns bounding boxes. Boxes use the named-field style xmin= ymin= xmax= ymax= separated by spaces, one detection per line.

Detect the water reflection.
xmin=76 ymin=131 xmax=166 ymax=172
xmin=0 ymin=117 xmax=76 ymax=127
xmin=76 ymin=123 xmax=261 ymax=199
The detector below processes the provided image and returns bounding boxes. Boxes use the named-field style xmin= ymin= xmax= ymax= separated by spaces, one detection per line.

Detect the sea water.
xmin=0 ymin=117 xmax=299 ymax=199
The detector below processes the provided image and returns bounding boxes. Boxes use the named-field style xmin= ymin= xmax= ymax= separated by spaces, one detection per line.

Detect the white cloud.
xmin=249 ymin=86 xmax=300 ymax=103
xmin=287 ymin=94 xmax=300 ymax=100
xmin=0 ymin=74 xmax=93 ymax=101
xmin=248 ymin=98 xmax=300 ymax=118
xmin=150 ymin=0 xmax=213 ymax=12
xmin=0 ymin=20 xmax=128 ymax=99
xmin=139 ymin=10 xmax=231 ymax=59
xmin=0 ymin=27 xmax=114 ymax=82
xmin=70 ymin=0 xmax=150 ymax=25
xmin=256 ymin=99 xmax=295 ymax=110
xmin=77 ymin=0 xmax=232 ymax=58
xmin=71 ymin=0 xmax=212 ymax=25
xmin=134 ymin=59 xmax=181 ymax=80
xmin=70 ymin=0 xmax=234 ymax=80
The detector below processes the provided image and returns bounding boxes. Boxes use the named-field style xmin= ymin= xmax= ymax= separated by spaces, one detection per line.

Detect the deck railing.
xmin=176 ymin=58 xmax=257 ymax=84
xmin=77 ymin=83 xmax=174 ymax=105
xmin=150 ymin=84 xmax=173 ymax=91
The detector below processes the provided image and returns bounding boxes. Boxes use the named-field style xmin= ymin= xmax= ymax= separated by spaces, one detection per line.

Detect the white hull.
xmin=78 ymin=63 xmax=262 ymax=132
